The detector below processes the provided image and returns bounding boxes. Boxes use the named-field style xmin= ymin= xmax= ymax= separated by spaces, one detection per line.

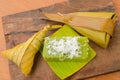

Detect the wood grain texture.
xmin=87 ymin=71 xmax=120 ymax=80
xmin=2 ymin=0 xmax=120 ymax=80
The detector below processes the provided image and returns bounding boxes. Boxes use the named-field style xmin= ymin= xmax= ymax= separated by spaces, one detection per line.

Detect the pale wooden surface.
xmin=0 ymin=0 xmax=120 ymax=80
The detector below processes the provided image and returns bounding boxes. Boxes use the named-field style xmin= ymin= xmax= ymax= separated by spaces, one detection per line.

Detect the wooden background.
xmin=0 ymin=0 xmax=120 ymax=80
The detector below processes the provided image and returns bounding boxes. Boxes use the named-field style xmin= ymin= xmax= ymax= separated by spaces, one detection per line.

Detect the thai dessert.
xmin=44 ymin=12 xmax=116 ymax=48
xmin=1 ymin=12 xmax=116 ymax=79
xmin=2 ymin=25 xmax=51 ymax=75
xmin=42 ymin=25 xmax=96 ymax=79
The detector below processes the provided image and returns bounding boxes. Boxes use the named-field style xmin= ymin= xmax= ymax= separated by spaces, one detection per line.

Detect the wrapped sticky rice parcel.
xmin=43 ymin=12 xmax=116 ymax=48
xmin=2 ymin=25 xmax=51 ymax=76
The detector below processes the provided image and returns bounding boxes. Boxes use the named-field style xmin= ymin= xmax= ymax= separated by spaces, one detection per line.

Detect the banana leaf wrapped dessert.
xmin=43 ymin=12 xmax=116 ymax=48
xmin=2 ymin=25 xmax=51 ymax=76
xmin=42 ymin=25 xmax=96 ymax=79
xmin=1 ymin=24 xmax=96 ymax=79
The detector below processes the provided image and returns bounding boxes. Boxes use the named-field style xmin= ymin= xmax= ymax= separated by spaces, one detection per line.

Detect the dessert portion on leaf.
xmin=2 ymin=25 xmax=51 ymax=76
xmin=43 ymin=36 xmax=89 ymax=61
xmin=1 ymin=24 xmax=96 ymax=79
xmin=42 ymin=25 xmax=96 ymax=79
xmin=2 ymin=11 xmax=116 ymax=79
xmin=43 ymin=12 xmax=116 ymax=48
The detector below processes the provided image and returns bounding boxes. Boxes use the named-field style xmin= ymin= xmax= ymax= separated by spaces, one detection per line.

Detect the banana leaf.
xmin=69 ymin=12 xmax=116 ymax=48
xmin=42 ymin=25 xmax=96 ymax=79
xmin=43 ymin=12 xmax=116 ymax=48
xmin=2 ymin=25 xmax=51 ymax=76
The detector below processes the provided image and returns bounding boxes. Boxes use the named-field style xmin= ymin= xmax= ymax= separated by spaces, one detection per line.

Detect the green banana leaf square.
xmin=42 ymin=25 xmax=96 ymax=79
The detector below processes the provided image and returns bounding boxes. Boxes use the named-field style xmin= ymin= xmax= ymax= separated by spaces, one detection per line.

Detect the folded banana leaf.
xmin=2 ymin=25 xmax=51 ymax=76
xmin=43 ymin=12 xmax=116 ymax=48
xmin=73 ymin=27 xmax=110 ymax=48
xmin=42 ymin=25 xmax=96 ymax=79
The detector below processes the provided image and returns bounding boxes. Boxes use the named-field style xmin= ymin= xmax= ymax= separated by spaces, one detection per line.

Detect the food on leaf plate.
xmin=1 ymin=24 xmax=96 ymax=79
xmin=43 ymin=12 xmax=116 ymax=48
xmin=1 ymin=12 xmax=116 ymax=79
xmin=42 ymin=25 xmax=96 ymax=79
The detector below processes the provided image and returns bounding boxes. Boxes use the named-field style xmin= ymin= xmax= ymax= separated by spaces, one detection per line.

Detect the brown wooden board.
xmin=2 ymin=0 xmax=120 ymax=80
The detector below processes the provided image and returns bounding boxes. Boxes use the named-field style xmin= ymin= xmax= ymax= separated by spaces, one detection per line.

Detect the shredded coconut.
xmin=46 ymin=37 xmax=84 ymax=60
